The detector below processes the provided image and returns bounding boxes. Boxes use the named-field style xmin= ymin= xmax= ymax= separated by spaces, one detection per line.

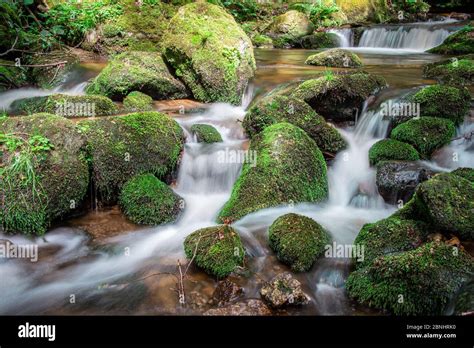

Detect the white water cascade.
xmin=329 ymin=28 xmax=354 ymax=48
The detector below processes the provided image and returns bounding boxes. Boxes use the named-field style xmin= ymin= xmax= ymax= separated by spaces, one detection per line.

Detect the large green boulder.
xmin=217 ymin=122 xmax=328 ymax=223
xmin=269 ymin=213 xmax=330 ymax=272
xmin=162 ymin=2 xmax=256 ymax=105
xmin=428 ymin=25 xmax=474 ymax=55
xmin=266 ymin=10 xmax=314 ymax=48
xmin=390 ymin=117 xmax=456 ymax=158
xmin=184 ymin=225 xmax=245 ymax=278
xmin=410 ymin=85 xmax=471 ymax=125
xmin=305 ymin=48 xmax=362 ymax=68
xmin=78 ymin=111 xmax=184 ymax=203
xmin=368 ymin=139 xmax=420 ymax=166
xmin=190 ymin=124 xmax=222 ymax=143
xmin=119 ymin=174 xmax=183 ymax=225
xmin=86 ymin=51 xmax=189 ymax=101
xmin=0 ymin=114 xmax=89 ymax=235
xmin=346 ymin=242 xmax=474 ymax=315
xmin=423 ymin=55 xmax=474 ymax=86
xmin=242 ymin=94 xmax=346 ymax=154
xmin=290 ymin=71 xmax=387 ymax=122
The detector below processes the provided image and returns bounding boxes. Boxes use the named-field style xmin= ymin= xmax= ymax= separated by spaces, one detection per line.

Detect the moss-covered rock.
xmin=78 ymin=111 xmax=184 ymax=203
xmin=428 ymin=25 xmax=474 ymax=55
xmin=0 ymin=113 xmax=89 ymax=235
xmin=28 ymin=50 xmax=79 ymax=89
xmin=346 ymin=242 xmax=474 ymax=315
xmin=86 ymin=51 xmax=189 ymax=101
xmin=184 ymin=225 xmax=245 ymax=278
xmin=410 ymin=85 xmax=471 ymax=125
xmin=269 ymin=213 xmax=330 ymax=272
xmin=411 ymin=173 xmax=474 ymax=240
xmin=242 ymin=94 xmax=346 ymax=154
xmin=299 ymin=32 xmax=339 ymax=49
xmin=0 ymin=59 xmax=28 ymax=92
xmin=217 ymin=122 xmax=328 ymax=223
xmin=266 ymin=10 xmax=314 ymax=48
xmin=390 ymin=117 xmax=456 ymax=158
xmin=119 ymin=173 xmax=183 ymax=225
xmin=190 ymin=124 xmax=222 ymax=143
xmin=290 ymin=71 xmax=386 ymax=122
xmin=305 ymin=48 xmax=362 ymax=68
xmin=162 ymin=2 xmax=256 ymax=105
xmin=335 ymin=0 xmax=390 ymax=23
xmin=354 ymin=216 xmax=429 ymax=269
xmin=11 ymin=94 xmax=118 ymax=117
xmin=123 ymin=91 xmax=153 ymax=112
xmin=252 ymin=34 xmax=273 ymax=48
xmin=368 ymin=139 xmax=420 ymax=166
xmin=451 ymin=167 xmax=474 ymax=182
xmin=423 ymin=55 xmax=474 ymax=86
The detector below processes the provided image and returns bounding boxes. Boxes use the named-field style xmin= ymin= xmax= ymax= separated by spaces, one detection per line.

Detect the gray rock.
xmin=260 ymin=272 xmax=310 ymax=308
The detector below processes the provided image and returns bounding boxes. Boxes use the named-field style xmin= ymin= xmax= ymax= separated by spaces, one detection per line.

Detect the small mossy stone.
xmin=305 ymin=49 xmax=362 ymax=68
xmin=428 ymin=25 xmax=474 ymax=55
xmin=368 ymin=139 xmax=420 ymax=166
xmin=123 ymin=91 xmax=153 ymax=112
xmin=190 ymin=124 xmax=222 ymax=143
xmin=299 ymin=32 xmax=339 ymax=49
xmin=423 ymin=55 xmax=474 ymax=86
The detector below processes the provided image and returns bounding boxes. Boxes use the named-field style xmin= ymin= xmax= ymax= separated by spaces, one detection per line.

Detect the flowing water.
xmin=0 ymin=22 xmax=472 ymax=315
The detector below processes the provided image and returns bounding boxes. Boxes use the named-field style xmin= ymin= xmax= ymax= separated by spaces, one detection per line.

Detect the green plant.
xmin=220 ymin=0 xmax=258 ymax=22
xmin=290 ymin=1 xmax=340 ymax=26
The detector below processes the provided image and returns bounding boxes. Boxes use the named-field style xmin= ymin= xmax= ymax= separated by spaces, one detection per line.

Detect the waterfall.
xmin=329 ymin=28 xmax=353 ymax=48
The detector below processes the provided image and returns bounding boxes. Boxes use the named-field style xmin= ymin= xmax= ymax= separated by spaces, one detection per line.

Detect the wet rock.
xmin=266 ymin=10 xmax=314 ymax=48
xmin=305 ymin=48 xmax=362 ymax=68
xmin=209 ymin=279 xmax=244 ymax=306
xmin=376 ymin=161 xmax=438 ymax=204
xmin=190 ymin=124 xmax=222 ymax=143
xmin=429 ymin=25 xmax=474 ymax=55
xmin=423 ymin=54 xmax=474 ymax=86
xmin=299 ymin=32 xmax=339 ymax=49
xmin=123 ymin=91 xmax=153 ymax=112
xmin=369 ymin=139 xmax=420 ymax=166
xmin=204 ymin=299 xmax=272 ymax=316
xmin=260 ymin=272 xmax=310 ymax=308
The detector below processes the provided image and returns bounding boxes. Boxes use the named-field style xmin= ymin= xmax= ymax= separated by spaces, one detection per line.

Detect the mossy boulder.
xmin=86 ymin=51 xmax=189 ymax=101
xmin=123 ymin=91 xmax=153 ymax=112
xmin=252 ymin=34 xmax=273 ymax=48
xmin=354 ymin=216 xmax=429 ymax=269
xmin=217 ymin=122 xmax=328 ymax=223
xmin=290 ymin=71 xmax=387 ymax=122
xmin=451 ymin=167 xmax=474 ymax=182
xmin=390 ymin=117 xmax=456 ymax=158
xmin=0 ymin=59 xmax=27 ymax=92
xmin=119 ymin=174 xmax=183 ymax=225
xmin=11 ymin=94 xmax=118 ymax=117
xmin=0 ymin=114 xmax=89 ymax=235
xmin=305 ymin=49 xmax=362 ymax=68
xmin=428 ymin=25 xmax=474 ymax=55
xmin=423 ymin=55 xmax=474 ymax=86
xmin=411 ymin=173 xmax=474 ymax=240
xmin=346 ymin=242 xmax=474 ymax=315
xmin=410 ymin=85 xmax=471 ymax=125
xmin=190 ymin=124 xmax=222 ymax=143
xmin=162 ymin=2 xmax=256 ymax=105
xmin=266 ymin=10 xmax=314 ymax=48
xmin=269 ymin=213 xmax=330 ymax=272
xmin=368 ymin=139 xmax=420 ymax=166
xmin=336 ymin=0 xmax=390 ymax=23
xmin=242 ymin=94 xmax=346 ymax=154
xmin=78 ymin=111 xmax=184 ymax=203
xmin=299 ymin=32 xmax=339 ymax=49
xmin=184 ymin=225 xmax=245 ymax=278
xmin=28 ymin=50 xmax=79 ymax=89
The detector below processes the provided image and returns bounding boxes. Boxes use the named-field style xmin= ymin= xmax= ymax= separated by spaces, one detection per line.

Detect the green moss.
xmin=0 ymin=59 xmax=28 ymax=92
xmin=451 ymin=167 xmax=474 ymax=183
xmin=242 ymin=94 xmax=346 ymax=154
xmin=428 ymin=25 xmax=474 ymax=55
xmin=252 ymin=34 xmax=273 ymax=48
xmin=123 ymin=91 xmax=153 ymax=112
xmin=162 ymin=2 xmax=256 ymax=105
xmin=190 ymin=124 xmax=222 ymax=143
xmin=184 ymin=225 xmax=245 ymax=278
xmin=269 ymin=213 xmax=330 ymax=272
xmin=305 ymin=49 xmax=362 ymax=68
xmin=410 ymin=85 xmax=471 ymax=125
xmin=346 ymin=242 xmax=474 ymax=315
xmin=0 ymin=113 xmax=89 ymax=235
xmin=390 ymin=117 xmax=456 ymax=158
xmin=86 ymin=51 xmax=189 ymax=101
xmin=79 ymin=111 xmax=184 ymax=203
xmin=423 ymin=55 xmax=474 ymax=86
xmin=299 ymin=32 xmax=339 ymax=49
xmin=368 ymin=139 xmax=420 ymax=166
xmin=217 ymin=122 xmax=328 ymax=223
xmin=119 ymin=174 xmax=183 ymax=225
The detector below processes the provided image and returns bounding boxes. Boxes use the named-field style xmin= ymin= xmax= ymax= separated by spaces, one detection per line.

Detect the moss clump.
xmin=423 ymin=55 xmax=474 ymax=86
xmin=0 ymin=59 xmax=27 ymax=92
xmin=86 ymin=51 xmax=189 ymax=101
xmin=410 ymin=85 xmax=471 ymax=125
xmin=428 ymin=25 xmax=474 ymax=55
xmin=299 ymin=32 xmax=339 ymax=49
xmin=354 ymin=216 xmax=429 ymax=269
xmin=368 ymin=139 xmax=420 ymax=166
xmin=218 ymin=122 xmax=328 ymax=223
xmin=123 ymin=91 xmax=153 ymax=112
xmin=390 ymin=117 xmax=456 ymax=158
xmin=162 ymin=2 xmax=256 ymax=105
xmin=269 ymin=213 xmax=330 ymax=272
xmin=242 ymin=94 xmax=346 ymax=154
xmin=252 ymin=34 xmax=273 ymax=48
xmin=305 ymin=49 xmax=363 ymax=68
xmin=346 ymin=242 xmax=474 ymax=315
xmin=119 ymin=174 xmax=183 ymax=225
xmin=0 ymin=113 xmax=89 ymax=235
xmin=184 ymin=225 xmax=245 ymax=278
xmin=79 ymin=111 xmax=184 ymax=203
xmin=266 ymin=10 xmax=314 ymax=48
xmin=451 ymin=167 xmax=474 ymax=183
xmin=290 ymin=71 xmax=387 ymax=122
xmin=11 ymin=94 xmax=118 ymax=117
xmin=190 ymin=124 xmax=222 ymax=143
